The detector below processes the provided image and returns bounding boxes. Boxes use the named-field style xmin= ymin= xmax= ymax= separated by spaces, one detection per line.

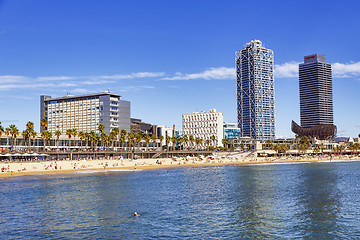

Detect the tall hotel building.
xmin=236 ymin=40 xmax=275 ymax=140
xmin=291 ymin=54 xmax=336 ymax=139
xmin=40 ymin=92 xmax=130 ymax=134
xmin=182 ymin=109 xmax=224 ymax=147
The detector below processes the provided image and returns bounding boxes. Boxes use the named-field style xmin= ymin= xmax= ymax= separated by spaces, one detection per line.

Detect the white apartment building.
xmin=40 ymin=92 xmax=130 ymax=134
xmin=182 ymin=109 xmax=223 ymax=147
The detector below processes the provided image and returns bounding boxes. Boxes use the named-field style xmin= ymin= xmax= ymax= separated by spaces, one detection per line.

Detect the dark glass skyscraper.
xmin=292 ymin=54 xmax=336 ymax=140
xmin=236 ymin=40 xmax=275 ymax=140
xmin=299 ymin=54 xmax=333 ymax=127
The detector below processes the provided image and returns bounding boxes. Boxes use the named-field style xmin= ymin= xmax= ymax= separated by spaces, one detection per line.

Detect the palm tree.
xmin=72 ymin=128 xmax=78 ymax=149
xmin=298 ymin=136 xmax=310 ymax=154
xmin=120 ymin=129 xmax=127 ymax=150
xmin=189 ymin=135 xmax=195 ymax=150
xmin=178 ymin=137 xmax=184 ymax=150
xmin=111 ymin=128 xmax=120 ymax=149
xmin=30 ymin=129 xmax=37 ymax=152
xmin=144 ymin=134 xmax=151 ymax=151
xmin=55 ymin=130 xmax=61 ymax=150
xmin=171 ymin=136 xmax=177 ymax=151
xmin=89 ymin=131 xmax=96 ymax=151
xmin=205 ymin=139 xmax=211 ymax=150
xmin=41 ymin=131 xmax=52 ymax=152
xmin=0 ymin=122 xmax=4 ymax=149
xmin=66 ymin=129 xmax=73 ymax=150
xmin=85 ymin=132 xmax=90 ymax=150
xmin=166 ymin=136 xmax=171 ymax=152
xmin=9 ymin=124 xmax=19 ymax=152
xmin=159 ymin=135 xmax=164 ymax=150
xmin=78 ymin=131 xmax=85 ymax=150
xmin=127 ymin=132 xmax=135 ymax=153
xmin=182 ymin=135 xmax=189 ymax=150
xmin=110 ymin=128 xmax=119 ymax=150
xmin=46 ymin=131 xmax=52 ymax=151
xmin=136 ymin=132 xmax=143 ymax=151
xmin=26 ymin=121 xmax=34 ymax=150
xmin=195 ymin=137 xmax=202 ymax=150
xmin=40 ymin=118 xmax=48 ymax=131
xmin=222 ymin=138 xmax=230 ymax=149
xmin=98 ymin=124 xmax=105 ymax=134
xmin=5 ymin=127 xmax=10 ymax=148
xmin=210 ymin=135 xmax=216 ymax=148
xmin=151 ymin=134 xmax=157 ymax=150
xmin=22 ymin=130 xmax=30 ymax=151
xmin=100 ymin=132 xmax=108 ymax=151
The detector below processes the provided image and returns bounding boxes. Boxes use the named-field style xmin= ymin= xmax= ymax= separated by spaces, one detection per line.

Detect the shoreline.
xmin=1 ymin=156 xmax=359 ymax=179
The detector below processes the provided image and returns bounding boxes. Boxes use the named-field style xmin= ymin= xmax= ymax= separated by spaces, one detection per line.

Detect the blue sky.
xmin=0 ymin=0 xmax=359 ymax=138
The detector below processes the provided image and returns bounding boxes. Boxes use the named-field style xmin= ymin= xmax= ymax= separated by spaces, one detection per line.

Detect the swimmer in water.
xmin=134 ymin=212 xmax=140 ymax=216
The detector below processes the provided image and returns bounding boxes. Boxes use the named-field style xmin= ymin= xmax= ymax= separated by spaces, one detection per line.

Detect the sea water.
xmin=1 ymin=161 xmax=360 ymax=239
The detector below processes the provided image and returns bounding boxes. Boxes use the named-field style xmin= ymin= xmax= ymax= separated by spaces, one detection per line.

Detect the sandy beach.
xmin=1 ymin=153 xmax=359 ymax=178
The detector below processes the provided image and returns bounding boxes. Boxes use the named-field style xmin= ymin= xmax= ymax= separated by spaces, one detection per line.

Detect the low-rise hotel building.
xmin=182 ymin=109 xmax=223 ymax=147
xmin=40 ymin=92 xmax=130 ymax=134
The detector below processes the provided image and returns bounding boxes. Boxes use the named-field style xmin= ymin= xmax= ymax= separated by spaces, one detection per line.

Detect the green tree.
xmin=171 ymin=136 xmax=178 ymax=151
xmin=100 ymin=132 xmax=108 ymax=150
xmin=98 ymin=124 xmax=105 ymax=134
xmin=189 ymin=135 xmax=195 ymax=150
xmin=205 ymin=139 xmax=211 ymax=150
xmin=66 ymin=129 xmax=73 ymax=150
xmin=222 ymin=138 xmax=230 ymax=150
xmin=120 ymin=129 xmax=127 ymax=150
xmin=195 ymin=137 xmax=202 ymax=150
xmin=136 ymin=132 xmax=144 ymax=151
xmin=158 ymin=135 xmax=164 ymax=150
xmin=78 ymin=131 xmax=85 ymax=149
xmin=30 ymin=129 xmax=37 ymax=152
xmin=55 ymin=130 xmax=62 ymax=150
xmin=182 ymin=135 xmax=189 ymax=150
xmin=210 ymin=135 xmax=216 ymax=147
xmin=8 ymin=124 xmax=19 ymax=152
xmin=151 ymin=134 xmax=157 ymax=150
xmin=40 ymin=118 xmax=48 ymax=131
xmin=298 ymin=136 xmax=310 ymax=154
xmin=41 ymin=131 xmax=52 ymax=152
xmin=144 ymin=134 xmax=151 ymax=151
xmin=127 ymin=132 xmax=135 ymax=153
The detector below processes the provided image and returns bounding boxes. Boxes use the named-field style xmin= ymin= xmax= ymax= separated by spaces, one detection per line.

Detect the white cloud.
xmin=333 ymin=62 xmax=360 ymax=78
xmin=36 ymin=76 xmax=76 ymax=81
xmin=0 ymin=75 xmax=29 ymax=83
xmin=273 ymin=61 xmax=360 ymax=79
xmin=274 ymin=62 xmax=300 ymax=78
xmin=0 ymin=72 xmax=163 ymax=91
xmin=69 ymin=88 xmax=95 ymax=94
xmin=99 ymin=72 xmax=165 ymax=80
xmin=162 ymin=67 xmax=235 ymax=80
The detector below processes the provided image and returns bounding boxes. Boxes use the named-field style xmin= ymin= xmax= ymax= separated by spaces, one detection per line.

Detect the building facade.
xmin=40 ymin=92 xmax=130 ymax=134
xmin=223 ymin=122 xmax=241 ymax=139
xmin=299 ymin=54 xmax=334 ymax=127
xmin=236 ymin=40 xmax=275 ymax=140
xmin=182 ymin=109 xmax=223 ymax=147
xmin=291 ymin=54 xmax=336 ymax=140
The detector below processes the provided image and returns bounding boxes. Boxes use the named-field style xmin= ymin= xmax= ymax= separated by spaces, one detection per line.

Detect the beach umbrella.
xmin=31 ymin=153 xmax=40 ymax=156
xmin=13 ymin=153 xmax=22 ymax=156
xmin=3 ymin=153 xmax=12 ymax=156
xmin=40 ymin=153 xmax=48 ymax=156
